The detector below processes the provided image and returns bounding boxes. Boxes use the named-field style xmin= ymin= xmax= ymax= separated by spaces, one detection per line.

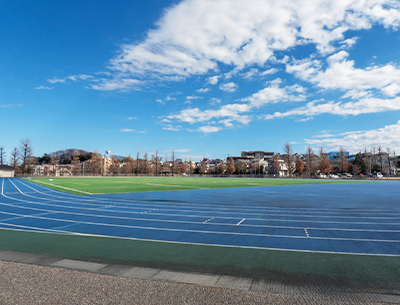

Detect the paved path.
xmin=0 ymin=250 xmax=399 ymax=304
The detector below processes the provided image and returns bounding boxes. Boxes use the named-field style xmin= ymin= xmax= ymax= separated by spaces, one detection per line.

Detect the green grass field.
xmin=25 ymin=176 xmax=362 ymax=194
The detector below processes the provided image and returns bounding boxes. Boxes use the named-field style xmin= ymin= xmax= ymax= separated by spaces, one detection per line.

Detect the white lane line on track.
xmin=202 ymin=217 xmax=215 ymax=224
xmin=1 ymin=204 xmax=400 ymax=233
xmin=32 ymin=180 xmax=93 ymax=195
xmin=1 ymin=197 xmax=400 ymax=243
xmin=2 ymin=211 xmax=400 ymax=243
xmin=237 ymin=218 xmax=245 ymax=225
xmin=3 ymin=181 xmax=400 ymax=231
xmin=5 ymin=179 xmax=400 ymax=236
xmin=11 ymin=180 xmax=400 ymax=221
xmin=304 ymin=228 xmax=310 ymax=238
xmin=1 ymin=226 xmax=399 ymax=258
xmin=18 ymin=179 xmax=400 ymax=217
xmin=2 ymin=182 xmax=400 ymax=247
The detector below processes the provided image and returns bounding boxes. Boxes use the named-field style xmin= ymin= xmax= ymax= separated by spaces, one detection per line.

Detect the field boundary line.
xmin=32 ymin=180 xmax=92 ymax=195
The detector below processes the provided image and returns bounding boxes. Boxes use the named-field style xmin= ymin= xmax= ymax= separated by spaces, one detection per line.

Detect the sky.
xmin=1 ymin=0 xmax=400 ymax=162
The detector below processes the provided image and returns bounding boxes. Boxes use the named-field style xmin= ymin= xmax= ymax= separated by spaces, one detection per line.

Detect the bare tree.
xmin=136 ymin=152 xmax=139 ymax=174
xmin=387 ymin=147 xmax=392 ymax=175
xmin=20 ymin=138 xmax=33 ymax=173
xmin=154 ymin=150 xmax=159 ymax=175
xmin=108 ymin=156 xmax=121 ymax=175
xmin=305 ymin=146 xmax=315 ymax=176
xmin=283 ymin=142 xmax=295 ymax=176
xmin=371 ymin=147 xmax=377 ymax=171
xmin=227 ymin=157 xmax=235 ymax=175
xmin=392 ymin=151 xmax=398 ymax=176
xmin=318 ymin=147 xmax=332 ymax=174
xmin=295 ymin=158 xmax=304 ymax=175
xmin=171 ymin=150 xmax=175 ymax=176
xmin=364 ymin=147 xmax=372 ymax=174
xmin=0 ymin=146 xmax=5 ymax=165
xmin=124 ymin=155 xmax=135 ymax=175
xmin=338 ymin=147 xmax=350 ymax=173
xmin=271 ymin=153 xmax=281 ymax=176
xmin=188 ymin=159 xmax=194 ymax=175
xmin=377 ymin=146 xmax=384 ymax=173
xmin=50 ymin=152 xmax=59 ymax=176
xmin=70 ymin=150 xmax=81 ymax=175
xmin=216 ymin=163 xmax=227 ymax=175
xmin=90 ymin=150 xmax=103 ymax=175
xmin=143 ymin=152 xmax=148 ymax=174
xmin=10 ymin=147 xmax=19 ymax=168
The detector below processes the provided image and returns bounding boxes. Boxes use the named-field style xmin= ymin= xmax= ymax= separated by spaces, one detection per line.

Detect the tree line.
xmin=1 ymin=139 xmax=398 ymax=176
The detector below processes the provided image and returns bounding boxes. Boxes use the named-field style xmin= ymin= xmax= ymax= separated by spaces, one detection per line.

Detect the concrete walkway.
xmin=0 ymin=250 xmax=399 ymax=304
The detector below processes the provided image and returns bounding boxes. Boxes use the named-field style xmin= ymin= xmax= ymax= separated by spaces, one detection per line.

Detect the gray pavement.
xmin=0 ymin=249 xmax=399 ymax=304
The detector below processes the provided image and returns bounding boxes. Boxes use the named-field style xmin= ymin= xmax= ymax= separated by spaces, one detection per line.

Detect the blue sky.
xmin=1 ymin=0 xmax=400 ymax=161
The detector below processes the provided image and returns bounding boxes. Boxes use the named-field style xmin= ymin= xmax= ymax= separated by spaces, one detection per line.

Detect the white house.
xmin=0 ymin=165 xmax=15 ymax=177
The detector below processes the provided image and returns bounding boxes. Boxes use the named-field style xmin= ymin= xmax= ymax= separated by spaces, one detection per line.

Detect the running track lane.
xmin=0 ymin=178 xmax=399 ymax=256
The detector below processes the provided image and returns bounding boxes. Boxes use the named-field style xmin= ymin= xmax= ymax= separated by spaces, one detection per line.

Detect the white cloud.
xmin=219 ymin=82 xmax=238 ymax=92
xmin=99 ymin=0 xmax=400 ymax=90
xmin=165 ymin=95 xmax=176 ymax=101
xmin=305 ymin=120 xmax=400 ymax=153
xmin=167 ymin=103 xmax=251 ymax=125
xmin=207 ymin=75 xmax=220 ymax=85
xmin=197 ymin=88 xmax=210 ymax=93
xmin=127 ymin=117 xmax=137 ymax=120
xmin=34 ymin=85 xmax=54 ymax=90
xmin=186 ymin=95 xmax=201 ymax=100
xmin=340 ymin=37 xmax=358 ymax=48
xmin=297 ymin=117 xmax=313 ymax=122
xmin=286 ymin=51 xmax=400 ymax=98
xmin=312 ymin=133 xmax=335 ymax=138
xmin=47 ymin=77 xmax=66 ymax=84
xmin=162 ymin=125 xmax=181 ymax=131
xmin=195 ymin=126 xmax=222 ymax=134
xmin=91 ymin=78 xmax=143 ymax=91
xmin=156 ymin=99 xmax=165 ymax=105
xmin=164 ymin=78 xmax=306 ymax=131
xmin=209 ymin=98 xmax=221 ymax=105
xmin=120 ymin=128 xmax=146 ymax=133
xmin=48 ymin=74 xmax=94 ymax=84
xmin=241 ymin=79 xmax=307 ymax=107
xmin=382 ymin=83 xmax=400 ymax=97
xmin=265 ymin=96 xmax=400 ymax=119
xmin=261 ymin=68 xmax=279 ymax=75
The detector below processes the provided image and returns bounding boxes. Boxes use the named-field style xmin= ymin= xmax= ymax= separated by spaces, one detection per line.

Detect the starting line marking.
xmin=237 ymin=218 xmax=245 ymax=225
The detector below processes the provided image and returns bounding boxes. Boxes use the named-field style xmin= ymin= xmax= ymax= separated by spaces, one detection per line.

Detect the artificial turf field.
xmin=26 ymin=176 xmax=361 ymax=194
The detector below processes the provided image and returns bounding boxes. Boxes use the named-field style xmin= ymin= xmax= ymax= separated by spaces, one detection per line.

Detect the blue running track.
xmin=1 ymin=178 xmax=399 ymax=256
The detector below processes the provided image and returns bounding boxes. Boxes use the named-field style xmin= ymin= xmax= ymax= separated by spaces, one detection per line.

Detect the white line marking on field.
xmin=237 ymin=218 xmax=245 ymax=225
xmin=304 ymin=228 xmax=310 ymax=238
xmin=202 ymin=217 xmax=215 ymax=224
xmin=140 ymin=209 xmax=159 ymax=214
xmin=30 ymin=180 xmax=92 ymax=195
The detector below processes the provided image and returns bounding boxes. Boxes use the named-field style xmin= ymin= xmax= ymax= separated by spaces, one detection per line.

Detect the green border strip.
xmin=1 ymin=229 xmax=399 ymax=289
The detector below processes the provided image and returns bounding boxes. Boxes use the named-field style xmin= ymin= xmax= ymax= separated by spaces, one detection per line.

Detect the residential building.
xmin=241 ymin=151 xmax=274 ymax=160
xmin=0 ymin=165 xmax=15 ymax=177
